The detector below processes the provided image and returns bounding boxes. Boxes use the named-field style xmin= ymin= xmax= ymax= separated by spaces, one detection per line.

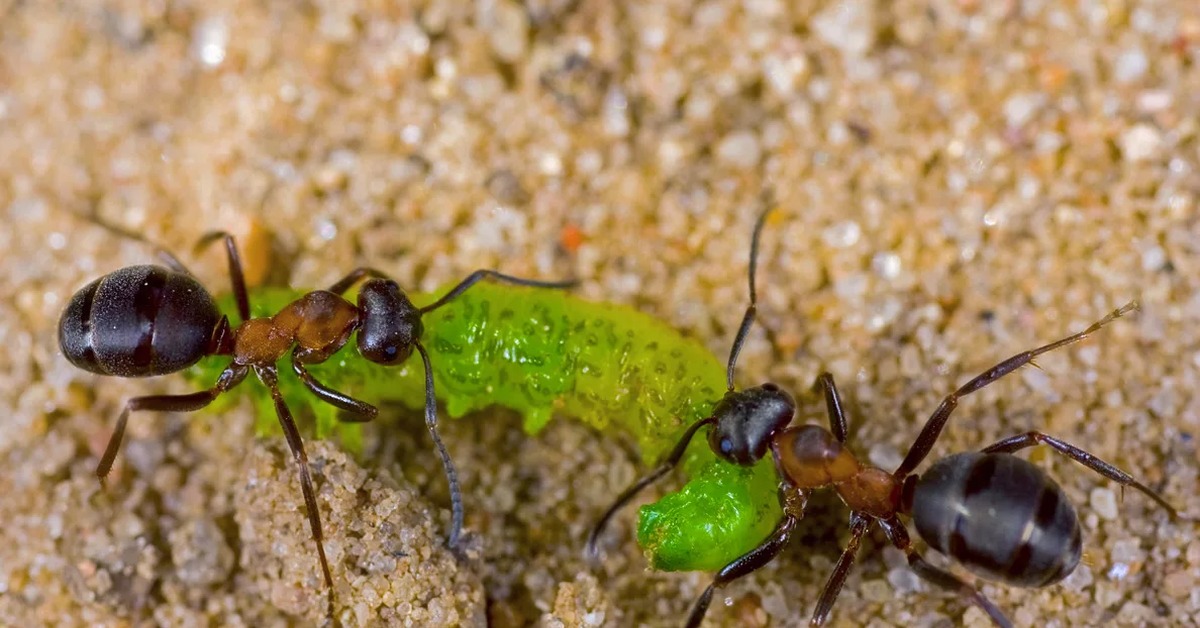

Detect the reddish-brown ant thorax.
xmin=772 ymin=425 xmax=859 ymax=488
xmin=233 ymin=318 xmax=292 ymax=364
xmin=285 ymin=291 xmax=359 ymax=358
xmin=835 ymin=467 xmax=898 ymax=518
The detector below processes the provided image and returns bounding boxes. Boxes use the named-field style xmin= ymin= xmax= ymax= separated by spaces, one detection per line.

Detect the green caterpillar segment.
xmin=185 ymin=282 xmax=781 ymax=572
xmin=638 ymin=448 xmax=780 ymax=571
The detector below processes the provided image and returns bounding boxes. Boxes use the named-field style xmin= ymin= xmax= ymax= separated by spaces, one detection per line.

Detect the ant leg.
xmin=877 ymin=516 xmax=1012 ymax=628
xmin=256 ymin=365 xmax=336 ymax=617
xmin=584 ymin=416 xmax=717 ymax=562
xmin=894 ymin=301 xmax=1138 ymax=477
xmin=812 ymin=372 xmax=848 ymax=443
xmin=983 ymin=431 xmax=1178 ymax=518
xmin=413 ymin=340 xmax=464 ymax=550
xmin=195 ymin=231 xmax=251 ymax=322
xmin=685 ymin=513 xmax=799 ymax=628
xmin=724 ymin=206 xmax=773 ymax=391
xmin=291 ymin=353 xmax=380 ymax=422
xmin=809 ymin=512 xmax=870 ymax=626
xmin=418 ymin=270 xmax=577 ymax=314
xmin=82 ymin=212 xmax=193 ymax=274
xmin=98 ymin=365 xmax=247 ymax=480
xmin=327 ymin=267 xmax=389 ymax=295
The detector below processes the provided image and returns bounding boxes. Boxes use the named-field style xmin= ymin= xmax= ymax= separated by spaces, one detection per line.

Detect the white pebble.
xmin=871 ymin=251 xmax=902 ymax=279
xmin=1120 ymin=124 xmax=1162 ymax=162
xmin=716 ymin=130 xmax=762 ymax=169
xmin=191 ymin=16 xmax=229 ymax=68
xmin=1110 ymin=538 xmax=1146 ymax=564
xmin=822 ymin=220 xmax=861 ymax=248
xmin=812 ymin=0 xmax=876 ymax=56
xmin=887 ymin=566 xmax=923 ymax=595
xmin=481 ymin=0 xmax=528 ymax=63
xmin=1090 ymin=487 xmax=1119 ymax=520
xmin=1113 ymin=47 xmax=1148 ymax=83
xmin=1003 ymin=93 xmax=1043 ymax=128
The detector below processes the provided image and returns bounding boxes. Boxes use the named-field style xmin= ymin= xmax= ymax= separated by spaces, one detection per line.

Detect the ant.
xmin=58 ymin=218 xmax=575 ymax=616
xmin=586 ymin=211 xmax=1178 ymax=626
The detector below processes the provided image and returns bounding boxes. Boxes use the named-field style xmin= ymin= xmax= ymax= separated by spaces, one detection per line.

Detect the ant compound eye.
xmin=720 ymin=437 xmax=734 ymax=455
xmin=385 ymin=345 xmax=398 ymax=358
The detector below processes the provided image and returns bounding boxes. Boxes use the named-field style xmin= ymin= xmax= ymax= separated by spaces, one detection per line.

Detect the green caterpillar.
xmin=188 ymin=282 xmax=779 ymax=571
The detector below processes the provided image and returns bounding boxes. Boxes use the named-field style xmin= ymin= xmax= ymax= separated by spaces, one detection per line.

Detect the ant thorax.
xmin=772 ymin=424 xmax=900 ymax=518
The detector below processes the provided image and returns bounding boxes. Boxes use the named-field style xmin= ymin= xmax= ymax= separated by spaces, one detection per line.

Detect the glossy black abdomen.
xmin=911 ymin=452 xmax=1082 ymax=587
xmin=59 ymin=265 xmax=221 ymax=377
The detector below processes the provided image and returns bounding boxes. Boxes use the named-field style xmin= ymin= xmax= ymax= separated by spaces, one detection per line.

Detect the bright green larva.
xmin=187 ymin=281 xmax=779 ymax=571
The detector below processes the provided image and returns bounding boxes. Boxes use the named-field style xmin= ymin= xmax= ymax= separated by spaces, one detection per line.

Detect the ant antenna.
xmin=725 ymin=202 xmax=774 ymax=391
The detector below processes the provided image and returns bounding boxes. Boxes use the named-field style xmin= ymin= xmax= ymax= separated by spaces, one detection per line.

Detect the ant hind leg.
xmin=878 ymin=516 xmax=1012 ymax=628
xmin=982 ymin=431 xmax=1177 ymax=518
xmin=894 ymin=302 xmax=1138 ymax=477
xmin=257 ymin=365 xmax=336 ymax=618
xmin=97 ymin=365 xmax=247 ymax=480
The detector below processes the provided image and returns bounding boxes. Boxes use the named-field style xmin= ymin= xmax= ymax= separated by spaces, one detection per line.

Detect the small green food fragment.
xmin=637 ymin=447 xmax=780 ymax=571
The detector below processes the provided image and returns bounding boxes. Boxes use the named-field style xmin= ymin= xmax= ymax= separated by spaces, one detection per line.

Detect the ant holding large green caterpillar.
xmin=587 ymin=207 xmax=1180 ymax=626
xmin=57 ymin=216 xmax=575 ymax=616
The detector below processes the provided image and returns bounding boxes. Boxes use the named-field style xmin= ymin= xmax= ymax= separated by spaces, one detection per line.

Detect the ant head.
xmin=356 ymin=279 xmax=422 ymax=365
xmin=707 ymin=383 xmax=796 ymax=465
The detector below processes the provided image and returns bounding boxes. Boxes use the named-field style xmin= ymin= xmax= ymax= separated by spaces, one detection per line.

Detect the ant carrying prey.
xmin=58 ymin=220 xmax=575 ymax=616
xmin=699 ymin=298 xmax=1179 ymax=628
xmin=585 ymin=207 xmax=1177 ymax=626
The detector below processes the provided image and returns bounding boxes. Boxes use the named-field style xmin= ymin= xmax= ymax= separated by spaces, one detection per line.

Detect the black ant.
xmin=58 ymin=220 xmax=575 ymax=616
xmin=586 ymin=212 xmax=1178 ymax=626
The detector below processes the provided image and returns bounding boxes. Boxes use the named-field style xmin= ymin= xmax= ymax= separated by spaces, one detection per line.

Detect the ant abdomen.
xmin=910 ymin=452 xmax=1082 ymax=588
xmin=59 ymin=265 xmax=224 ymax=378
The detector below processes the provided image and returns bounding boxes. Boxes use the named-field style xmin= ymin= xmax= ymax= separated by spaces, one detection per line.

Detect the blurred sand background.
xmin=1 ymin=0 xmax=1198 ymax=626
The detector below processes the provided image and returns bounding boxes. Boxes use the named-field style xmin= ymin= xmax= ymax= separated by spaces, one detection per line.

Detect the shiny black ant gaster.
xmin=59 ymin=223 xmax=574 ymax=615
xmin=586 ymin=209 xmax=1178 ymax=626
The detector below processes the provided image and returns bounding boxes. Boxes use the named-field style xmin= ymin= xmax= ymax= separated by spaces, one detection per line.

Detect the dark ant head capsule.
xmin=356 ymin=278 xmax=423 ymax=365
xmin=59 ymin=265 xmax=224 ymax=378
xmin=708 ymin=383 xmax=795 ymax=465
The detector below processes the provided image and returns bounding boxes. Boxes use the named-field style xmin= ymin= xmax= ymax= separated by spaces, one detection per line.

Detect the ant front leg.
xmin=894 ymin=302 xmax=1138 ymax=477
xmin=98 ymin=365 xmax=248 ymax=480
xmin=685 ymin=513 xmax=799 ymax=628
xmin=982 ymin=431 xmax=1178 ymax=518
xmin=812 ymin=372 xmax=849 ymax=443
xmin=809 ymin=511 xmax=870 ymax=626
xmin=291 ymin=349 xmax=380 ymax=422
xmin=877 ymin=516 xmax=1012 ymax=628
xmin=585 ymin=416 xmax=717 ymax=562
xmin=684 ymin=485 xmax=805 ymax=628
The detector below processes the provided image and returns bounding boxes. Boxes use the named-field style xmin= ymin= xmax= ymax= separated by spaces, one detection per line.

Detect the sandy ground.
xmin=1 ymin=1 xmax=1198 ymax=626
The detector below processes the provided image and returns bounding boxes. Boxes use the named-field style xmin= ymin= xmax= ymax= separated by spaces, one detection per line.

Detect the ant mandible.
xmin=585 ymin=210 xmax=1177 ymax=626
xmin=58 ymin=219 xmax=575 ymax=615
